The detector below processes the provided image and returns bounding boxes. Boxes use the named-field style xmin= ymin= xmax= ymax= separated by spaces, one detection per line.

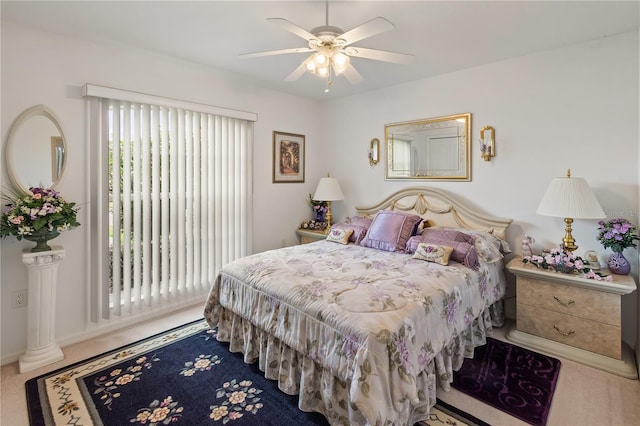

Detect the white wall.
xmin=321 ymin=31 xmax=639 ymax=346
xmin=2 ymin=22 xmax=638 ymax=361
xmin=1 ymin=21 xmax=323 ymax=361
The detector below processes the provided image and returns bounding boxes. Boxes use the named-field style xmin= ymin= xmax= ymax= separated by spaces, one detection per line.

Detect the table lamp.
xmin=313 ymin=176 xmax=344 ymax=234
xmin=536 ymin=169 xmax=605 ymax=252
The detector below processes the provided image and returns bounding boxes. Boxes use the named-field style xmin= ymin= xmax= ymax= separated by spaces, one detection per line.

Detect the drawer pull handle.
xmin=553 ymin=325 xmax=575 ymax=337
xmin=553 ymin=296 xmax=575 ymax=307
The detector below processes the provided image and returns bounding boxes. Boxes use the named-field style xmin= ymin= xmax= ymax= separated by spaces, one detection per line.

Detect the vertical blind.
xmin=85 ymin=85 xmax=254 ymax=321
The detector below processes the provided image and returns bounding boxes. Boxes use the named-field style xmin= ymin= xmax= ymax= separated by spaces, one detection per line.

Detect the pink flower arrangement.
xmin=0 ymin=187 xmax=80 ymax=240
xmin=523 ymin=247 xmax=612 ymax=281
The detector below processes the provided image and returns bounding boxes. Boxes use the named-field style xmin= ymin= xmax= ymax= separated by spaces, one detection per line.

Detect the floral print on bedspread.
xmin=204 ymin=240 xmax=506 ymax=425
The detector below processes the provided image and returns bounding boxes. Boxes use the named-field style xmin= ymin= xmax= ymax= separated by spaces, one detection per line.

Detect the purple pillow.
xmin=406 ymin=234 xmax=479 ymax=270
xmin=359 ymin=210 xmax=423 ymax=253
xmin=347 ymin=216 xmax=374 ymax=228
xmin=421 ymin=228 xmax=475 ymax=245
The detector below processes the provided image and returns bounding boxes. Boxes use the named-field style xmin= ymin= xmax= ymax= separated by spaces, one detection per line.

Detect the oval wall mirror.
xmin=5 ymin=105 xmax=67 ymax=195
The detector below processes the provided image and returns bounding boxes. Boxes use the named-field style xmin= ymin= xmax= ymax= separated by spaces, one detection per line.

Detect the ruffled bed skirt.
xmin=205 ymin=301 xmax=504 ymax=426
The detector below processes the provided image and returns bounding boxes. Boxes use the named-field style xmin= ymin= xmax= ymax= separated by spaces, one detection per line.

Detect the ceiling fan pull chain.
xmin=325 ymin=66 xmax=333 ymax=93
xmin=325 ymin=0 xmax=329 ymax=26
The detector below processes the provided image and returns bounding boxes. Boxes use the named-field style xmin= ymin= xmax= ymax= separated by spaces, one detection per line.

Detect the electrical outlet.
xmin=12 ymin=289 xmax=27 ymax=308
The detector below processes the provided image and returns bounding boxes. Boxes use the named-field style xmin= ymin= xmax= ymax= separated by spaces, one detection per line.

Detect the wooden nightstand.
xmin=506 ymin=256 xmax=637 ymax=379
xmin=296 ymin=228 xmax=327 ymax=244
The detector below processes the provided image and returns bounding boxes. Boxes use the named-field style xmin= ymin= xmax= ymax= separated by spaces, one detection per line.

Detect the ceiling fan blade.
xmin=285 ymin=62 xmax=309 ymax=82
xmin=338 ymin=17 xmax=394 ymax=46
xmin=268 ymin=18 xmax=317 ymax=42
xmin=345 ymin=47 xmax=414 ymax=64
xmin=240 ymin=47 xmax=314 ymax=58
xmin=341 ymin=64 xmax=364 ymax=85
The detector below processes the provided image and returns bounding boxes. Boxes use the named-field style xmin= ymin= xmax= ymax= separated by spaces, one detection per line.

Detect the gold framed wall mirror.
xmin=385 ymin=113 xmax=471 ymax=181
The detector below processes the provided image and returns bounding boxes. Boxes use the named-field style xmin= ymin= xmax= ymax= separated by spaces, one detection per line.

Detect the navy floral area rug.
xmin=26 ymin=319 xmax=487 ymax=426
xmin=452 ymin=337 xmax=561 ymax=426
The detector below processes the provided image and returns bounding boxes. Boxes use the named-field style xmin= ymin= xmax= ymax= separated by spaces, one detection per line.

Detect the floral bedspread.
xmin=204 ymin=240 xmax=506 ymax=425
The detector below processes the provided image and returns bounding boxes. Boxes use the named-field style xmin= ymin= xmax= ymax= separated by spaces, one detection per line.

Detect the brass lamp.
xmin=313 ymin=176 xmax=344 ymax=234
xmin=536 ymin=169 xmax=605 ymax=252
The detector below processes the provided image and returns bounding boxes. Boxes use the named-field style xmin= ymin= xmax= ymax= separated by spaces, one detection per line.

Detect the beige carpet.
xmin=2 ymin=305 xmax=639 ymax=425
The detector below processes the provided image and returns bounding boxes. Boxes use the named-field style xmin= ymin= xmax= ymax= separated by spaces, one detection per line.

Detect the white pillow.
xmin=412 ymin=242 xmax=454 ymax=266
xmin=326 ymin=228 xmax=353 ymax=245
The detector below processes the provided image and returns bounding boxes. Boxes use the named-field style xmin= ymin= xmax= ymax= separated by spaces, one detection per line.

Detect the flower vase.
xmin=606 ymin=251 xmax=631 ymax=275
xmin=23 ymin=230 xmax=60 ymax=252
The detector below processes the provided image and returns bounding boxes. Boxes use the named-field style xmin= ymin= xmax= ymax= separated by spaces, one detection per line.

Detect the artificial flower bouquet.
xmin=0 ymin=187 xmax=80 ymax=240
xmin=308 ymin=193 xmax=328 ymax=220
xmin=523 ymin=247 xmax=612 ymax=282
xmin=596 ymin=218 xmax=638 ymax=253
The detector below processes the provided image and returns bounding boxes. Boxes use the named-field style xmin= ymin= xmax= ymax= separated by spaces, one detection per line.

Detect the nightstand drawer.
xmin=517 ymin=277 xmax=620 ymax=326
xmin=517 ymin=304 xmax=621 ymax=359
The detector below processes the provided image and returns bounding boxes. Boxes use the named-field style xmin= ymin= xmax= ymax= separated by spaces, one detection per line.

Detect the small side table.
xmin=19 ymin=246 xmax=66 ymax=373
xmin=296 ymin=228 xmax=327 ymax=244
xmin=506 ymin=256 xmax=637 ymax=379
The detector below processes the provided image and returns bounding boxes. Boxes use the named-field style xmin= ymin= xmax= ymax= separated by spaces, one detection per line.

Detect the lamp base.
xmin=562 ymin=217 xmax=578 ymax=252
xmin=324 ymin=201 xmax=332 ymax=234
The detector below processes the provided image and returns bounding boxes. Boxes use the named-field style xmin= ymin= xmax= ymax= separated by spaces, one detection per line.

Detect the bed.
xmin=204 ymin=187 xmax=512 ymax=425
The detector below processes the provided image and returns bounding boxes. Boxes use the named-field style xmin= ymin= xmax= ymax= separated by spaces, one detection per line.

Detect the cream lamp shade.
xmin=313 ymin=177 xmax=344 ymax=202
xmin=536 ymin=169 xmax=605 ymax=251
xmin=313 ymin=177 xmax=344 ymax=234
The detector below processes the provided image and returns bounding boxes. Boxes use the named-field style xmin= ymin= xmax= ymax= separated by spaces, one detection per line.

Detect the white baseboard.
xmin=1 ymin=298 xmax=204 ymax=366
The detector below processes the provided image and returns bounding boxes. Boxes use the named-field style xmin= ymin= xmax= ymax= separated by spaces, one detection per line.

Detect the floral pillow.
xmin=330 ymin=223 xmax=368 ymax=244
xmin=326 ymin=228 xmax=353 ymax=245
xmin=466 ymin=230 xmax=510 ymax=263
xmin=359 ymin=210 xmax=423 ymax=253
xmin=412 ymin=243 xmax=454 ymax=266
xmin=406 ymin=234 xmax=479 ymax=270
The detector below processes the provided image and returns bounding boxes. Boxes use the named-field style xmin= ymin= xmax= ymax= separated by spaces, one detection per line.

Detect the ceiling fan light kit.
xmin=240 ymin=1 xmax=413 ymax=93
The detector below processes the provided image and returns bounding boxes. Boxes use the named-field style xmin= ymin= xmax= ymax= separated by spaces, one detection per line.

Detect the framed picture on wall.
xmin=273 ymin=131 xmax=305 ymax=183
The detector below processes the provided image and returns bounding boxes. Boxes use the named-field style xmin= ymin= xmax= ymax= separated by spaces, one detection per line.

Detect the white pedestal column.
xmin=19 ymin=246 xmax=65 ymax=373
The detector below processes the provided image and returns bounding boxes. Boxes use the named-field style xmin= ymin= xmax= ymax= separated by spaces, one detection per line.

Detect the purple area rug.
xmin=452 ymin=337 xmax=561 ymax=426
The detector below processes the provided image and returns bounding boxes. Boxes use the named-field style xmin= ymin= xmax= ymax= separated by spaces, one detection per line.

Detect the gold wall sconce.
xmin=479 ymin=126 xmax=495 ymax=161
xmin=369 ymin=138 xmax=380 ymax=166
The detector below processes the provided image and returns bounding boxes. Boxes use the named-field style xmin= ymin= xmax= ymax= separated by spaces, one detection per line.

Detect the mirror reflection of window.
xmin=51 ymin=137 xmax=65 ymax=181
xmin=390 ymin=136 xmax=411 ymax=175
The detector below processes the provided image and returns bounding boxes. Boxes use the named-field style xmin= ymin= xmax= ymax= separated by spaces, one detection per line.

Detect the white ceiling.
xmin=3 ymin=1 xmax=638 ymax=101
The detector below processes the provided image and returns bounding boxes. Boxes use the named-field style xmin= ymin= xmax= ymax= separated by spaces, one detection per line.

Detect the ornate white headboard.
xmin=355 ymin=187 xmax=512 ymax=240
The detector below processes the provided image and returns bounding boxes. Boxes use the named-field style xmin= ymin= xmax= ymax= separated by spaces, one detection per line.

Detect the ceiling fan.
xmin=240 ymin=1 xmax=414 ymax=92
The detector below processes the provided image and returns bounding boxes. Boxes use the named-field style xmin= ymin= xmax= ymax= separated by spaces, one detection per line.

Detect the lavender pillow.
xmin=347 ymin=216 xmax=374 ymax=228
xmin=359 ymin=210 xmax=423 ymax=253
xmin=406 ymin=234 xmax=480 ymax=270
xmin=421 ymin=228 xmax=475 ymax=245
